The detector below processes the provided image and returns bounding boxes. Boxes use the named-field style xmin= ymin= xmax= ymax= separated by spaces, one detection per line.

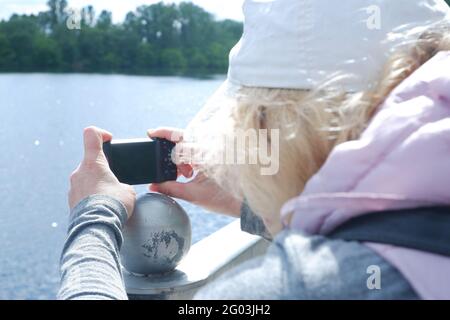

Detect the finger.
xmin=178 ymin=163 xmax=193 ymax=178
xmin=150 ymin=182 xmax=190 ymax=201
xmin=147 ymin=127 xmax=184 ymax=143
xmin=171 ymin=142 xmax=202 ymax=167
xmin=83 ymin=126 xmax=113 ymax=163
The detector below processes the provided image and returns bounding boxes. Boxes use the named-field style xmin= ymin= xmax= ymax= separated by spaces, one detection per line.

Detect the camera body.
xmin=103 ymin=138 xmax=177 ymax=185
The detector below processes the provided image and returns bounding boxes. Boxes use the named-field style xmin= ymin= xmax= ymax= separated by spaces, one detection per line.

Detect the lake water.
xmin=0 ymin=74 xmax=234 ymax=299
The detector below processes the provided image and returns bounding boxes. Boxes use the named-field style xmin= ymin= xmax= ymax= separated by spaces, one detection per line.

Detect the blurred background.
xmin=0 ymin=0 xmax=243 ymax=74
xmin=0 ymin=0 xmax=243 ymax=299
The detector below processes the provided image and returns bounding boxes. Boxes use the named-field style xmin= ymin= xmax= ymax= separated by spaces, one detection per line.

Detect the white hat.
xmin=228 ymin=0 xmax=450 ymax=91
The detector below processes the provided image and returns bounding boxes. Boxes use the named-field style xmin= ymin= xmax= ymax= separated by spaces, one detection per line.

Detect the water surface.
xmin=0 ymin=74 xmax=234 ymax=299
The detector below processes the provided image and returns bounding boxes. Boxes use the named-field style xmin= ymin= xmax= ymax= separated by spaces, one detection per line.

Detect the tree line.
xmin=0 ymin=1 xmax=243 ymax=75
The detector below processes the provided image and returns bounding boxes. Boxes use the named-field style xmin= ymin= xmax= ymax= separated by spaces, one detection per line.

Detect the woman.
xmin=60 ymin=0 xmax=450 ymax=299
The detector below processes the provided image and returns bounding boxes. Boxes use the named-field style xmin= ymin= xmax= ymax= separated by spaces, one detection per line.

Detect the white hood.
xmin=228 ymin=0 xmax=450 ymax=91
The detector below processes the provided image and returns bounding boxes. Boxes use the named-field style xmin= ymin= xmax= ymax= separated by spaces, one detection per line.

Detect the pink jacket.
xmin=281 ymin=51 xmax=450 ymax=299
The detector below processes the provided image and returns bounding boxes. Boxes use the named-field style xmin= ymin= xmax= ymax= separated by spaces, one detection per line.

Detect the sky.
xmin=0 ymin=0 xmax=245 ymax=22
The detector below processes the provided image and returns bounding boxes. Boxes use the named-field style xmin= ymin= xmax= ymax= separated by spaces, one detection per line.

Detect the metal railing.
xmin=124 ymin=220 xmax=269 ymax=300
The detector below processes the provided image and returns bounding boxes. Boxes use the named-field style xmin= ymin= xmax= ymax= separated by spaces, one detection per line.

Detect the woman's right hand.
xmin=147 ymin=128 xmax=242 ymax=218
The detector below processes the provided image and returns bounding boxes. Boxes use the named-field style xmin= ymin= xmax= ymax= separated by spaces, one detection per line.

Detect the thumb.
xmin=150 ymin=182 xmax=190 ymax=201
xmin=83 ymin=126 xmax=112 ymax=163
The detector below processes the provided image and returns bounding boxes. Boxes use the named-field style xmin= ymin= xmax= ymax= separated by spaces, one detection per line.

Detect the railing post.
xmin=124 ymin=220 xmax=269 ymax=300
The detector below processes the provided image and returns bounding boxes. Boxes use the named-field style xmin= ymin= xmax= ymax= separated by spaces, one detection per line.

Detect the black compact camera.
xmin=103 ymin=138 xmax=177 ymax=185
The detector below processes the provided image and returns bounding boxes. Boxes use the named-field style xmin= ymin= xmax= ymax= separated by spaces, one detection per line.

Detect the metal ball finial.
xmin=120 ymin=193 xmax=191 ymax=275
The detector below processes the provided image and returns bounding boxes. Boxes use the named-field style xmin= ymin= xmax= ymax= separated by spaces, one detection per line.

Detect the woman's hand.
xmin=68 ymin=127 xmax=136 ymax=217
xmin=148 ymin=128 xmax=242 ymax=218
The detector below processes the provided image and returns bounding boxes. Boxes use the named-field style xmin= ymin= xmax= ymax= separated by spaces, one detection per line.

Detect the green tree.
xmin=137 ymin=42 xmax=157 ymax=73
xmin=81 ymin=5 xmax=95 ymax=27
xmin=97 ymin=10 xmax=112 ymax=30
xmin=1 ymin=15 xmax=39 ymax=70
xmin=205 ymin=42 xmax=229 ymax=71
xmin=32 ymin=35 xmax=62 ymax=71
xmin=159 ymin=48 xmax=187 ymax=74
xmin=185 ymin=48 xmax=208 ymax=72
xmin=178 ymin=2 xmax=215 ymax=49
xmin=47 ymin=0 xmax=68 ymax=30
xmin=0 ymin=1 xmax=243 ymax=75
xmin=0 ymin=32 xmax=15 ymax=70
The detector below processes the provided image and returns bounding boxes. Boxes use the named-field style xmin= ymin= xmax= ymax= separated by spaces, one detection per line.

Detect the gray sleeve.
xmin=58 ymin=195 xmax=129 ymax=300
xmin=240 ymin=201 xmax=272 ymax=241
xmin=194 ymin=231 xmax=419 ymax=300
